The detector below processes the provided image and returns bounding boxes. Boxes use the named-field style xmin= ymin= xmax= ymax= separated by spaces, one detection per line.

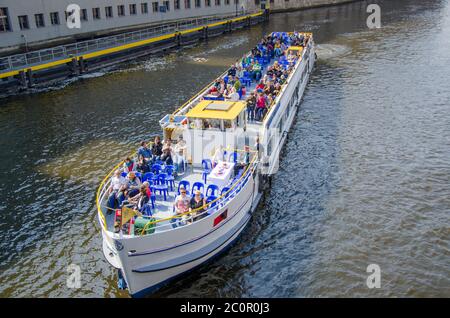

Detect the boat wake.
xmin=315 ymin=44 xmax=351 ymax=60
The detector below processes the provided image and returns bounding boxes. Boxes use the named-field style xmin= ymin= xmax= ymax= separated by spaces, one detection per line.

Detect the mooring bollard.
xmin=79 ymin=57 xmax=86 ymax=74
xmin=18 ymin=70 xmax=27 ymax=89
xmin=26 ymin=69 xmax=34 ymax=88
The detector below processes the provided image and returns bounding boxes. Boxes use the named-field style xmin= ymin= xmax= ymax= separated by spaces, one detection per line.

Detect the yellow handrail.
xmin=139 ymin=151 xmax=258 ymax=235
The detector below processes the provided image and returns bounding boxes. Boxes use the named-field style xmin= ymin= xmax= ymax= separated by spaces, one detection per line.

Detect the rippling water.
xmin=1 ymin=0 xmax=449 ymax=297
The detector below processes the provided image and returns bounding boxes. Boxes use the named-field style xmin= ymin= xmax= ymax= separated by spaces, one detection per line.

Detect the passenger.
xmin=256 ymin=80 xmax=265 ymax=91
xmin=161 ymin=140 xmax=174 ymax=165
xmin=256 ymin=92 xmax=267 ymax=121
xmin=126 ymin=171 xmax=142 ymax=198
xmin=142 ymin=181 xmax=151 ymax=198
xmin=128 ymin=185 xmax=149 ymax=212
xmin=233 ymin=76 xmax=241 ymax=92
xmin=252 ymin=60 xmax=262 ymax=81
xmin=246 ymin=92 xmax=256 ymax=122
xmin=123 ymin=157 xmax=136 ymax=173
xmin=236 ymin=65 xmax=244 ymax=79
xmin=136 ymin=155 xmax=150 ymax=174
xmin=190 ymin=190 xmax=206 ymax=222
xmin=234 ymin=145 xmax=251 ymax=176
xmin=228 ymin=65 xmax=237 ymax=77
xmin=225 ymin=86 xmax=240 ymax=102
xmin=174 ymin=186 xmax=191 ymax=224
xmin=211 ymin=145 xmax=225 ymax=167
xmin=106 ymin=169 xmax=127 ymax=213
xmin=151 ymin=136 xmax=163 ymax=161
xmin=173 ymin=135 xmax=187 ymax=174
xmin=137 ymin=141 xmax=152 ymax=162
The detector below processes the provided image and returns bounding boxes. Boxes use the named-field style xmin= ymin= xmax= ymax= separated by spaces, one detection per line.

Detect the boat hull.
xmin=108 ymin=168 xmax=258 ymax=296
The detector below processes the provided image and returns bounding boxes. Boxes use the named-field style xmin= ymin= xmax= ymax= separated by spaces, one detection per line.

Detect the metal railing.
xmin=0 ymin=12 xmax=256 ymax=73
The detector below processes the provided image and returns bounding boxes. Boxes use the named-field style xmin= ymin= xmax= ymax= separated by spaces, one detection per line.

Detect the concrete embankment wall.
xmin=249 ymin=0 xmax=361 ymax=13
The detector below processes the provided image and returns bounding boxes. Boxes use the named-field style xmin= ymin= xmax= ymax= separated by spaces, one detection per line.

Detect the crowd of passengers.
xmin=106 ymin=135 xmax=187 ymax=214
xmin=204 ymin=32 xmax=309 ymax=121
xmin=106 ymin=135 xmax=251 ymax=223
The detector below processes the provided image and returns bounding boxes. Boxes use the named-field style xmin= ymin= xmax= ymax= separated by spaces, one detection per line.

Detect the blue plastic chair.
xmin=206 ymin=184 xmax=220 ymax=197
xmin=153 ymin=173 xmax=168 ymax=201
xmin=228 ymin=152 xmax=238 ymax=163
xmin=165 ymin=165 xmax=175 ymax=191
xmin=191 ymin=182 xmax=205 ymax=196
xmin=178 ymin=180 xmax=190 ymax=195
xmin=206 ymin=195 xmax=218 ymax=213
xmin=152 ymin=164 xmax=162 ymax=174
xmin=142 ymin=172 xmax=154 ymax=183
xmin=201 ymin=159 xmax=212 ymax=184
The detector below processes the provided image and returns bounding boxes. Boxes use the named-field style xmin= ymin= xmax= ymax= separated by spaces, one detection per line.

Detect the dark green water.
xmin=0 ymin=0 xmax=449 ymax=297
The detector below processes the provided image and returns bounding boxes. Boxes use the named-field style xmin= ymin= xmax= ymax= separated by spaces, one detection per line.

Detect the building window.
xmin=152 ymin=2 xmax=159 ymax=12
xmin=50 ymin=12 xmax=59 ymax=25
xmin=195 ymin=0 xmax=201 ymax=7
xmin=174 ymin=0 xmax=180 ymax=10
xmin=215 ymin=0 xmax=221 ymax=5
xmin=225 ymin=0 xmax=230 ymax=4
xmin=118 ymin=5 xmax=125 ymax=16
xmin=234 ymin=0 xmax=239 ymax=4
xmin=184 ymin=0 xmax=191 ymax=9
xmin=254 ymin=0 xmax=260 ymax=5
xmin=93 ymin=8 xmax=101 ymax=19
xmin=18 ymin=15 xmax=29 ymax=30
xmin=80 ymin=9 xmax=88 ymax=21
xmin=130 ymin=4 xmax=137 ymax=15
xmin=0 ymin=8 xmax=11 ymax=32
xmin=205 ymin=0 xmax=211 ymax=7
xmin=164 ymin=1 xmax=170 ymax=11
xmin=141 ymin=3 xmax=148 ymax=13
xmin=35 ymin=13 xmax=45 ymax=28
xmin=105 ymin=6 xmax=113 ymax=18
xmin=270 ymin=0 xmax=274 ymax=2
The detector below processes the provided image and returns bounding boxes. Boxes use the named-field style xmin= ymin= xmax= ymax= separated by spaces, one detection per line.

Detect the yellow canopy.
xmin=287 ymin=46 xmax=304 ymax=52
xmin=185 ymin=100 xmax=246 ymax=120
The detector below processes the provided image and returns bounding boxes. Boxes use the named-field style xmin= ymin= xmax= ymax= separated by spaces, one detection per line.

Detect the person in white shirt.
xmin=106 ymin=170 xmax=127 ymax=212
xmin=225 ymin=87 xmax=240 ymax=102
xmin=174 ymin=135 xmax=187 ymax=174
xmin=211 ymin=145 xmax=225 ymax=168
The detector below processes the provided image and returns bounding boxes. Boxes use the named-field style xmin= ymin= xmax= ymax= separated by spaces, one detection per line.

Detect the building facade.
xmin=0 ymin=0 xmax=258 ymax=50
xmin=0 ymin=0 xmax=354 ymax=51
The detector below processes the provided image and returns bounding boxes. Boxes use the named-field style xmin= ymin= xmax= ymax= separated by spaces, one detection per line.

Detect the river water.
xmin=0 ymin=0 xmax=449 ymax=297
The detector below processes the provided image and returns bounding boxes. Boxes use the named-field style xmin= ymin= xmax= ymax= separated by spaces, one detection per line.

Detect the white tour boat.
xmin=96 ymin=32 xmax=316 ymax=297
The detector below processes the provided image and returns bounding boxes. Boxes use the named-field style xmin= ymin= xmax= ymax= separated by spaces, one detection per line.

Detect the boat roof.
xmin=185 ymin=100 xmax=246 ymax=120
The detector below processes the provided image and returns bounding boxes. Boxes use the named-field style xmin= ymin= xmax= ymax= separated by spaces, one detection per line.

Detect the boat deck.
xmin=104 ymin=164 xmax=240 ymax=234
